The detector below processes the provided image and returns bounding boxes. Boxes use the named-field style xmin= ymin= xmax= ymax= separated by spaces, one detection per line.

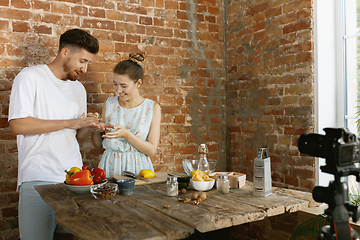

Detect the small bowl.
xmin=62 ymin=180 xmax=107 ymax=194
xmin=190 ymin=179 xmax=215 ymax=191
xmin=182 ymin=159 xmax=217 ymax=176
xmin=178 ymin=176 xmax=191 ymax=190
xmin=90 ymin=183 xmax=118 ymax=199
xmin=116 ymin=179 xmax=135 ymax=195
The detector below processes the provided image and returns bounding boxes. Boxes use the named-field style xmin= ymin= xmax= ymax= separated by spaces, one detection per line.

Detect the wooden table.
xmin=35 ymin=180 xmax=318 ymax=240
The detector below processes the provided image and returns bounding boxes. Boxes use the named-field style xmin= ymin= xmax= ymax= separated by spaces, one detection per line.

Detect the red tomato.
xmin=82 ymin=164 xmax=90 ymax=170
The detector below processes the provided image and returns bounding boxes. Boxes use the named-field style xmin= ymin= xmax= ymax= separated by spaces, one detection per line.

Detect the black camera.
xmin=298 ymin=128 xmax=360 ymax=176
xmin=298 ymin=128 xmax=360 ymax=240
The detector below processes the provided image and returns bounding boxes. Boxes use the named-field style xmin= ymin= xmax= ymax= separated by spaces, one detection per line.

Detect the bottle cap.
xmin=167 ymin=176 xmax=177 ymax=181
xmin=198 ymin=143 xmax=208 ymax=154
xmin=218 ymin=173 xmax=228 ymax=179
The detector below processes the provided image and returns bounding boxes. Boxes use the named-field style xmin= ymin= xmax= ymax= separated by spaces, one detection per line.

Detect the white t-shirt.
xmin=8 ymin=65 xmax=86 ymax=190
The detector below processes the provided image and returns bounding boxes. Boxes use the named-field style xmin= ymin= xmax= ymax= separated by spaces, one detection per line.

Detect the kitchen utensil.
xmin=122 ymin=170 xmax=150 ymax=182
xmin=253 ymin=148 xmax=272 ymax=197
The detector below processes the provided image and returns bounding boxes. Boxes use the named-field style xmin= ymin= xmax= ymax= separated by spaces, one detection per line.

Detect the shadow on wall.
xmin=21 ymin=39 xmax=53 ymax=67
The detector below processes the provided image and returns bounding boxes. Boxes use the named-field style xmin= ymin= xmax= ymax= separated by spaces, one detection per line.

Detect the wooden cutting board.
xmin=113 ymin=171 xmax=172 ymax=185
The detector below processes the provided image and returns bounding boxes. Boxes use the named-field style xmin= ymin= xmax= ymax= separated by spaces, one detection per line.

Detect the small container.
xmin=116 ymin=179 xmax=135 ymax=195
xmin=216 ymin=173 xmax=230 ymax=194
xmin=90 ymin=183 xmax=118 ymax=199
xmin=167 ymin=176 xmax=178 ymax=196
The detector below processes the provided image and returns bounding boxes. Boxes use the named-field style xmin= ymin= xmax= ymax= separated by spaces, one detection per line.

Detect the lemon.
xmin=139 ymin=169 xmax=155 ymax=179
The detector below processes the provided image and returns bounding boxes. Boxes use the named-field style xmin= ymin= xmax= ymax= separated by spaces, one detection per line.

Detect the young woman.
xmin=93 ymin=53 xmax=161 ymax=178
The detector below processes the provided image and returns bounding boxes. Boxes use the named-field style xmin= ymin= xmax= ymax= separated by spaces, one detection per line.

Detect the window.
xmin=343 ymin=0 xmax=360 ymax=196
xmin=315 ymin=0 xmax=360 ymax=193
xmin=344 ymin=0 xmax=360 ymax=134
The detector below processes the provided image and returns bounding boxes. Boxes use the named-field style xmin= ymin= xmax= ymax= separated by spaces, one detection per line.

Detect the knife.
xmin=122 ymin=171 xmax=151 ymax=182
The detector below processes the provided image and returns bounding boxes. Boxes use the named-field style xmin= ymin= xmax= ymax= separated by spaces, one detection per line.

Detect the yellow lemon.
xmin=139 ymin=169 xmax=155 ymax=179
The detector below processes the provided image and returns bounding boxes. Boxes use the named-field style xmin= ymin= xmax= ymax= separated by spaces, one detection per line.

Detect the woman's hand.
xmin=86 ymin=112 xmax=114 ymax=132
xmin=102 ymin=124 xmax=129 ymax=139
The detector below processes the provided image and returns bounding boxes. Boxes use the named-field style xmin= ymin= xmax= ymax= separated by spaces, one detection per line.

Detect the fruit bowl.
xmin=90 ymin=183 xmax=118 ymax=199
xmin=62 ymin=180 xmax=107 ymax=194
xmin=182 ymin=159 xmax=217 ymax=176
xmin=190 ymin=179 xmax=215 ymax=191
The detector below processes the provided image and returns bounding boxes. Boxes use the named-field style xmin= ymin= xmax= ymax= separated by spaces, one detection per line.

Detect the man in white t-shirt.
xmin=8 ymin=29 xmax=112 ymax=240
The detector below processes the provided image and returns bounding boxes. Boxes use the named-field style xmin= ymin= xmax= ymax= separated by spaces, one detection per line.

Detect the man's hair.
xmin=59 ymin=29 xmax=99 ymax=54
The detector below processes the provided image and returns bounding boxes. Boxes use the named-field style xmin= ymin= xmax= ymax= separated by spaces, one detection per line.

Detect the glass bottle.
xmin=198 ymin=143 xmax=210 ymax=174
xmin=217 ymin=173 xmax=230 ymax=194
xmin=166 ymin=176 xmax=178 ymax=196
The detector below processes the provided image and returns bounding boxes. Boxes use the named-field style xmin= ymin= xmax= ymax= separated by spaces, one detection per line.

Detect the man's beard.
xmin=63 ymin=58 xmax=78 ymax=81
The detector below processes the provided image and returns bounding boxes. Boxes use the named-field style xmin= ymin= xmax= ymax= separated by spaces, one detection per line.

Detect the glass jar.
xmin=216 ymin=174 xmax=230 ymax=194
xmin=166 ymin=176 xmax=178 ymax=196
xmin=198 ymin=143 xmax=210 ymax=174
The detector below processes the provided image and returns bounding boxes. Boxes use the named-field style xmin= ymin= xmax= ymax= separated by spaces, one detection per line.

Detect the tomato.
xmin=70 ymin=170 xmax=94 ymax=185
xmin=82 ymin=164 xmax=90 ymax=170
xmin=91 ymin=167 xmax=106 ymax=184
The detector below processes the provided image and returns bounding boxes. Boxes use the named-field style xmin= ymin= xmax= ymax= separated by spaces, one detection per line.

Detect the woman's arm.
xmin=102 ymin=102 xmax=161 ymax=157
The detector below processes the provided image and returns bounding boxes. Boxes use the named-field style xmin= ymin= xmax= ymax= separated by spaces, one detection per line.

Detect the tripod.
xmin=314 ymin=173 xmax=360 ymax=240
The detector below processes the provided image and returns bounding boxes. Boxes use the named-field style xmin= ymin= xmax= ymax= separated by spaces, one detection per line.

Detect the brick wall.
xmin=0 ymin=0 xmax=315 ymax=239
xmin=0 ymin=0 xmax=226 ymax=238
xmin=226 ymin=0 xmax=315 ymax=191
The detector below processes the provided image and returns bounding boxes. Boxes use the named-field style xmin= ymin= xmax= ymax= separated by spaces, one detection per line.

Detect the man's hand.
xmin=67 ymin=113 xmax=101 ymax=129
xmin=85 ymin=112 xmax=114 ymax=132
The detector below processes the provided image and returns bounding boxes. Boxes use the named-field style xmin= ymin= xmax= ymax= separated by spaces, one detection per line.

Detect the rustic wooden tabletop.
xmin=35 ymin=178 xmax=318 ymax=240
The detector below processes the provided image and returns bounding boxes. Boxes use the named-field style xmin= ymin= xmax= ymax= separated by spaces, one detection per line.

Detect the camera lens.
xmin=298 ymin=133 xmax=326 ymax=159
xmin=312 ymin=186 xmax=330 ymax=203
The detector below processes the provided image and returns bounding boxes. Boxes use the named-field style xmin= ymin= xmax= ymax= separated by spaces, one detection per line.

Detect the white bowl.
xmin=62 ymin=180 xmax=107 ymax=194
xmin=190 ymin=179 xmax=215 ymax=191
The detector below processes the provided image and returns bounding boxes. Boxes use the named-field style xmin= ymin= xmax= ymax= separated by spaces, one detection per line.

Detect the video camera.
xmin=298 ymin=128 xmax=360 ymax=177
xmin=298 ymin=128 xmax=360 ymax=240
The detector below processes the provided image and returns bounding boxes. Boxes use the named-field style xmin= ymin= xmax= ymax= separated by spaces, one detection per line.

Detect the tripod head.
xmin=298 ymin=128 xmax=360 ymax=240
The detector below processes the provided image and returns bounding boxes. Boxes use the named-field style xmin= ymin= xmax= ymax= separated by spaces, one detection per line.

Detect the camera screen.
xmin=338 ymin=144 xmax=355 ymax=166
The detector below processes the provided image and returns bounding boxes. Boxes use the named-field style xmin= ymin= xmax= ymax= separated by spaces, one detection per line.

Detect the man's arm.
xmin=77 ymin=122 xmax=114 ymax=144
xmin=9 ymin=113 xmax=100 ymax=136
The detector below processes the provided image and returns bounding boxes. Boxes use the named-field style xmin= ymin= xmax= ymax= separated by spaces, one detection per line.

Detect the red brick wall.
xmin=0 ymin=0 xmax=226 ymax=238
xmin=0 ymin=0 xmax=315 ymax=239
xmin=226 ymin=0 xmax=315 ymax=191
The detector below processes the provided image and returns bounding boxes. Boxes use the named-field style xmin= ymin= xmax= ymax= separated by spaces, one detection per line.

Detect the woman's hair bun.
xmin=129 ymin=53 xmax=144 ymax=66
